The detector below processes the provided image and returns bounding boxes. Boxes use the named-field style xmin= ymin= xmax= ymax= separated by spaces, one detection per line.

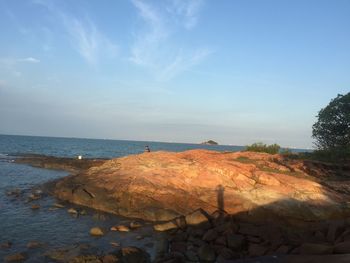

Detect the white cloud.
xmin=130 ymin=0 xmax=210 ymax=81
xmin=19 ymin=57 xmax=40 ymax=63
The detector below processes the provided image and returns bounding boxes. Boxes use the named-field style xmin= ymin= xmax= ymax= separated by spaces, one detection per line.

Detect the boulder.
xmin=31 ymin=204 xmax=40 ymax=210
xmin=4 ymin=253 xmax=26 ymax=262
xmin=215 ymin=236 xmax=227 ymax=246
xmin=185 ymin=209 xmax=210 ymax=227
xmin=334 ymin=241 xmax=350 ymax=254
xmin=110 ymin=225 xmax=130 ymax=232
xmin=27 ymin=241 xmax=42 ymax=249
xmin=202 ymin=229 xmax=218 ymax=242
xmin=248 ymin=243 xmax=268 ymax=257
xmin=154 ymin=221 xmax=178 ymax=232
xmin=53 ymin=203 xmax=65 ymax=208
xmin=0 ymin=241 xmax=12 ymax=249
xmin=185 ymin=250 xmax=198 ymax=261
xmin=69 ymin=255 xmax=102 ymax=263
xmin=68 ymin=208 xmax=78 ymax=214
xmin=110 ymin=242 xmax=120 ymax=247
xmin=101 ymin=254 xmax=119 ymax=263
xmin=130 ymin=221 xmax=142 ymax=229
xmin=90 ymin=227 xmax=104 ymax=236
xmin=171 ymin=242 xmax=187 ymax=253
xmin=299 ymin=243 xmax=334 ymax=255
xmin=198 ymin=244 xmax=216 ymax=262
xmin=120 ymin=247 xmax=150 ymax=263
xmin=218 ymin=247 xmax=235 ymax=260
xmin=227 ymin=234 xmax=245 ymax=250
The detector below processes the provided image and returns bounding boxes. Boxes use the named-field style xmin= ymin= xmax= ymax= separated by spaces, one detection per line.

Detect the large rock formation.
xmin=51 ymin=150 xmax=350 ymax=224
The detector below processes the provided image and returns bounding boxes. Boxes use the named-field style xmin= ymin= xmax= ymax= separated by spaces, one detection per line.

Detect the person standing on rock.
xmin=144 ymin=145 xmax=151 ymax=152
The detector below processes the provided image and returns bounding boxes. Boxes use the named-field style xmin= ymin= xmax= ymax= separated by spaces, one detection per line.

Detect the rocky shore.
xmin=13 ymin=149 xmax=350 ymax=262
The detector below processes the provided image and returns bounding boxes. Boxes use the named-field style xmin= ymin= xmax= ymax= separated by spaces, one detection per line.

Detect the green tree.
xmin=246 ymin=142 xmax=280 ymax=154
xmin=312 ymin=92 xmax=350 ymax=153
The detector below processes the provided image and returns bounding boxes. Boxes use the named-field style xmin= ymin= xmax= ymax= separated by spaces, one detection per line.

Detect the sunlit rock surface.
xmin=52 ymin=150 xmax=350 ymax=223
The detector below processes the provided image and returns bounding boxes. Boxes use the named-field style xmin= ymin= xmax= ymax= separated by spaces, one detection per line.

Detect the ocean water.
xmin=0 ymin=135 xmax=244 ymax=262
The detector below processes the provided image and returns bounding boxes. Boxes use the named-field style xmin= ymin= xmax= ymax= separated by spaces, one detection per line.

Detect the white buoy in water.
xmin=77 ymin=155 xmax=82 ymax=160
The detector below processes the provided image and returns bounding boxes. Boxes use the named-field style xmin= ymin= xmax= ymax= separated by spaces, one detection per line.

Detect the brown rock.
xmin=202 ymin=229 xmax=218 ymax=242
xmin=69 ymin=255 xmax=102 ymax=263
xmin=27 ymin=241 xmax=42 ymax=249
xmin=171 ymin=231 xmax=187 ymax=242
xmin=198 ymin=244 xmax=216 ymax=262
xmin=299 ymin=243 xmax=334 ymax=255
xmin=52 ymin=150 xmax=350 ymax=223
xmin=4 ymin=253 xmax=26 ymax=262
xmin=175 ymin=216 xmax=187 ymax=229
xmin=314 ymin=230 xmax=326 ymax=242
xmin=215 ymin=222 xmax=236 ymax=233
xmin=185 ymin=250 xmax=198 ymax=261
xmin=0 ymin=241 xmax=12 ymax=249
xmin=130 ymin=221 xmax=142 ymax=229
xmin=53 ymin=203 xmax=65 ymax=208
xmin=171 ymin=242 xmax=187 ymax=253
xmin=248 ymin=243 xmax=268 ymax=257
xmin=102 ymin=254 xmax=119 ymax=263
xmin=218 ymin=247 xmax=235 ymax=260
xmin=110 ymin=242 xmax=120 ymax=247
xmin=110 ymin=225 xmax=130 ymax=232
xmin=275 ymin=245 xmax=291 ymax=254
xmin=121 ymin=247 xmax=150 ymax=263
xmin=68 ymin=208 xmax=78 ymax=214
xmin=227 ymin=234 xmax=245 ymax=250
xmin=31 ymin=204 xmax=40 ymax=210
xmin=334 ymin=241 xmax=350 ymax=254
xmin=327 ymin=222 xmax=344 ymax=243
xmin=215 ymin=236 xmax=227 ymax=246
xmin=154 ymin=221 xmax=178 ymax=232
xmin=185 ymin=209 xmax=210 ymax=227
xmin=90 ymin=227 xmax=104 ymax=236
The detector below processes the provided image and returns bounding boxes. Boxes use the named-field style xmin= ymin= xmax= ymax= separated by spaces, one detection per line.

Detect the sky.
xmin=0 ymin=0 xmax=349 ymax=148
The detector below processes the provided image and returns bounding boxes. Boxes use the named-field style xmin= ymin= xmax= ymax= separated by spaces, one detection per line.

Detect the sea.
xmin=0 ymin=134 xmax=245 ymax=262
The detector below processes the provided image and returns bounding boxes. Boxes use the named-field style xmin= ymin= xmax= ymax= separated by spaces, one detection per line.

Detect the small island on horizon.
xmin=200 ymin=140 xmax=218 ymax=145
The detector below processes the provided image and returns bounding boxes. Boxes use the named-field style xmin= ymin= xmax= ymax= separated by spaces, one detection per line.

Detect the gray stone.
xmin=299 ymin=243 xmax=334 ymax=255
xmin=334 ymin=241 xmax=350 ymax=254
xmin=227 ymin=234 xmax=245 ymax=250
xmin=198 ymin=244 xmax=216 ymax=262
xmin=203 ymin=229 xmax=218 ymax=242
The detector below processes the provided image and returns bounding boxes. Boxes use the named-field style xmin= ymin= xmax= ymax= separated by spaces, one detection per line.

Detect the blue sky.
xmin=0 ymin=0 xmax=349 ymax=148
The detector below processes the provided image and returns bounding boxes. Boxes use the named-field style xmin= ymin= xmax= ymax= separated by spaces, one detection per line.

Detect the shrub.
xmin=245 ymin=142 xmax=281 ymax=154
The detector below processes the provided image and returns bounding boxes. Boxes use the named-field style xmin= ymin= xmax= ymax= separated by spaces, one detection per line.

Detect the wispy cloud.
xmin=61 ymin=14 xmax=118 ymax=65
xmin=33 ymin=0 xmax=118 ymax=66
xmin=170 ymin=0 xmax=203 ymax=29
xmin=0 ymin=57 xmax=40 ymax=67
xmin=0 ymin=57 xmax=40 ymax=78
xmin=130 ymin=0 xmax=210 ymax=81
xmin=19 ymin=57 xmax=40 ymax=63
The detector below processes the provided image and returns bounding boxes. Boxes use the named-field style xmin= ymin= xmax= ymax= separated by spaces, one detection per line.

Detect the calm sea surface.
xmin=0 ymin=135 xmax=245 ymax=262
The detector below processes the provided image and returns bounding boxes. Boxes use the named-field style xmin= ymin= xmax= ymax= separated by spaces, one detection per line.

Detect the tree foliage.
xmin=246 ymin=142 xmax=280 ymax=154
xmin=312 ymin=93 xmax=350 ymax=152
